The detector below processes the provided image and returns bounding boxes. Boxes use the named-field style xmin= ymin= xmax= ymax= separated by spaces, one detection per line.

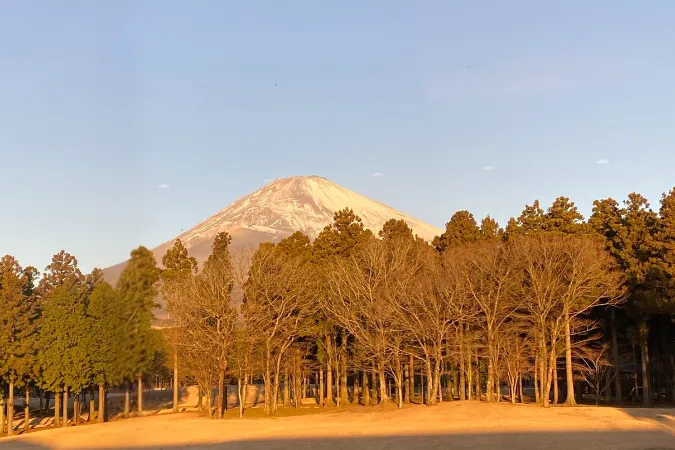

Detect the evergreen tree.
xmin=479 ymin=215 xmax=502 ymax=240
xmin=0 ymin=256 xmax=38 ymax=435
xmin=378 ymin=218 xmax=414 ymax=241
xmin=313 ymin=208 xmax=373 ymax=259
xmin=116 ymin=246 xmax=160 ymax=414
xmin=433 ymin=210 xmax=481 ymax=252
xmin=87 ymin=281 xmax=125 ymax=422
xmin=543 ymin=196 xmax=587 ymax=234
xmin=36 ymin=251 xmax=88 ymax=426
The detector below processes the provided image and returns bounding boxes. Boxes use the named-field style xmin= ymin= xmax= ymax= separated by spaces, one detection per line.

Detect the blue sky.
xmin=1 ymin=1 xmax=675 ymax=273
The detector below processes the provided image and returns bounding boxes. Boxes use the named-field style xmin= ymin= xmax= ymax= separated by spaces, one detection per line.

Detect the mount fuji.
xmin=102 ymin=175 xmax=443 ymax=285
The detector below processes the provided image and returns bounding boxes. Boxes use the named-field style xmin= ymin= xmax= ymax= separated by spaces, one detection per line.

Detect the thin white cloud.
xmin=481 ymin=166 xmax=495 ymax=171
xmin=264 ymin=178 xmax=277 ymax=182
xmin=371 ymin=172 xmax=384 ymax=177
xmin=157 ymin=184 xmax=170 ymax=189
xmin=596 ymin=158 xmax=609 ymax=164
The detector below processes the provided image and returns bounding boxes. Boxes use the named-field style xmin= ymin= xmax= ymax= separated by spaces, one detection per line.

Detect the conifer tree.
xmin=117 ymin=246 xmax=160 ymax=415
xmin=36 ymin=251 xmax=87 ymax=426
xmin=433 ymin=210 xmax=481 ymax=252
xmin=0 ymin=256 xmax=38 ymax=436
xmin=87 ymin=281 xmax=125 ymax=423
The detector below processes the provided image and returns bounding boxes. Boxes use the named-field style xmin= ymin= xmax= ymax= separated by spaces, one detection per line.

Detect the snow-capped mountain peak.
xmin=175 ymin=175 xmax=442 ymax=247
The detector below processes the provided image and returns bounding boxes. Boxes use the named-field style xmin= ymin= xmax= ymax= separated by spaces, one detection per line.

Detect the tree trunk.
xmin=362 ymin=370 xmax=370 ymax=406
xmin=543 ymin=344 xmax=556 ymax=408
xmin=518 ymin=374 xmax=524 ymax=403
xmin=486 ymin=327 xmax=495 ymax=402
xmin=238 ymin=378 xmax=245 ymax=418
xmin=24 ymin=388 xmax=30 ymax=431
xmin=325 ymin=336 xmax=334 ymax=407
xmin=639 ymin=320 xmax=650 ymax=406
xmin=0 ymin=394 xmax=5 ymax=436
xmin=137 ymin=375 xmax=143 ymax=414
xmin=424 ymin=356 xmax=433 ymax=406
xmin=173 ymin=346 xmax=179 ymax=413
xmin=63 ymin=387 xmax=68 ymax=426
xmin=54 ymin=392 xmax=61 ymax=427
xmin=377 ymin=363 xmax=389 ymax=403
xmin=563 ymin=312 xmax=576 ymax=405
xmin=474 ymin=349 xmax=480 ymax=400
xmin=264 ymin=355 xmax=272 ymax=415
xmin=7 ymin=382 xmax=13 ymax=436
xmin=124 ymin=381 xmax=130 ymax=418
xmin=404 ymin=364 xmax=411 ymax=403
xmin=459 ymin=324 xmax=466 ymax=400
xmin=98 ymin=385 xmax=105 ymax=424
xmin=534 ymin=353 xmax=540 ymax=403
xmin=553 ymin=367 xmax=559 ymax=405
xmin=340 ymin=352 xmax=349 ymax=405
xmin=466 ymin=340 xmax=473 ymax=400
xmin=283 ymin=368 xmax=290 ymax=407
xmin=89 ymin=386 xmax=95 ymax=422
xmin=409 ymin=354 xmax=415 ymax=401
xmin=319 ymin=367 xmax=325 ymax=406
xmin=217 ymin=369 xmax=225 ymax=419
xmin=610 ymin=308 xmax=622 ymax=405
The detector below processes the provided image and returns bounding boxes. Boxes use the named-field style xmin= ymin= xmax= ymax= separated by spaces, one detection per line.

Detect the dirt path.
xmin=2 ymin=402 xmax=674 ymax=449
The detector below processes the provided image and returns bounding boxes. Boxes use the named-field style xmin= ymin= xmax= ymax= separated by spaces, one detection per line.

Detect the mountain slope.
xmin=103 ymin=175 xmax=443 ymax=285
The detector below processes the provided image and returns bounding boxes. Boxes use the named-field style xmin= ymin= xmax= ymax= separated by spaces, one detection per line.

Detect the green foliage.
xmin=0 ymin=256 xmax=38 ymax=385
xmin=312 ymin=208 xmax=373 ymax=260
xmin=38 ymin=284 xmax=91 ymax=393
xmin=87 ymin=281 xmax=126 ymax=388
xmin=378 ymin=218 xmax=414 ymax=242
xmin=117 ymin=246 xmax=160 ymax=379
xmin=433 ymin=210 xmax=481 ymax=252
xmin=479 ymin=215 xmax=502 ymax=240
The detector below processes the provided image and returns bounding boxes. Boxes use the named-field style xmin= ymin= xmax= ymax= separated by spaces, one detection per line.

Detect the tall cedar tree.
xmin=87 ymin=280 xmax=126 ymax=422
xmin=116 ymin=246 xmax=160 ymax=413
xmin=0 ymin=256 xmax=38 ymax=436
xmin=37 ymin=251 xmax=87 ymax=426
xmin=590 ymin=193 xmax=660 ymax=405
xmin=433 ymin=210 xmax=481 ymax=252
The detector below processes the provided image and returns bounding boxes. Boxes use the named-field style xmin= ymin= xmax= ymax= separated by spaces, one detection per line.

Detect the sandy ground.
xmin=2 ymin=401 xmax=674 ymax=450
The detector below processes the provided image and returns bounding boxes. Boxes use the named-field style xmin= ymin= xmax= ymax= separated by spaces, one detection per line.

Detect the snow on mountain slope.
xmin=103 ymin=176 xmax=443 ymax=288
xmin=175 ymin=175 xmax=442 ymax=247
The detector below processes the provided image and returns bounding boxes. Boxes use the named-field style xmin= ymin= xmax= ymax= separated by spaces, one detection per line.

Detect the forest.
xmin=1 ymin=189 xmax=674 ymax=436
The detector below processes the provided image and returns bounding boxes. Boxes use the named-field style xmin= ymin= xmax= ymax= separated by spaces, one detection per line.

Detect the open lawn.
xmin=1 ymin=401 xmax=674 ymax=449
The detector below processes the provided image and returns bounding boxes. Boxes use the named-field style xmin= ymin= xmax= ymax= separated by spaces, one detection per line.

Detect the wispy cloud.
xmin=596 ymin=159 xmax=609 ymax=164
xmin=156 ymin=184 xmax=170 ymax=189
xmin=481 ymin=166 xmax=495 ymax=171
xmin=371 ymin=172 xmax=384 ymax=177
xmin=264 ymin=178 xmax=276 ymax=182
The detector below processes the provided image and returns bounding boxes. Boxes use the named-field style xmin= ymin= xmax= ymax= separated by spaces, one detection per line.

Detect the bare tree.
xmin=577 ymin=344 xmax=615 ymax=405
xmin=243 ymin=243 xmax=313 ymax=415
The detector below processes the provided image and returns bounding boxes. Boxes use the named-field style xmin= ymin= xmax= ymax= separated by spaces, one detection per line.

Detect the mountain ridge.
xmin=102 ymin=175 xmax=443 ymax=286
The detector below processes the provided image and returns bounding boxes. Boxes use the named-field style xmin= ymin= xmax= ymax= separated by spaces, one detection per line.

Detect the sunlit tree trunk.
xmin=404 ymin=363 xmax=411 ymax=403
xmin=54 ymin=392 xmax=61 ymax=427
xmin=0 ymin=393 xmax=5 ymax=435
xmin=98 ymin=385 xmax=105 ymax=424
xmin=283 ymin=368 xmax=290 ymax=407
xmin=474 ymin=349 xmax=480 ymax=400
xmin=325 ymin=336 xmax=335 ymax=406
xmin=173 ymin=344 xmax=179 ymax=413
xmin=362 ymin=370 xmax=370 ymax=406
xmin=459 ymin=324 xmax=466 ymax=400
xmin=563 ymin=311 xmax=576 ymax=405
xmin=340 ymin=351 xmax=349 ymax=405
xmin=137 ymin=375 xmax=144 ymax=414
xmin=63 ymin=387 xmax=69 ymax=426
xmin=24 ymin=388 xmax=30 ymax=431
xmin=217 ymin=368 xmax=226 ymax=418
xmin=124 ymin=381 xmax=130 ymax=418
xmin=409 ymin=354 xmax=415 ymax=401
xmin=319 ymin=367 xmax=325 ymax=406
xmin=7 ymin=382 xmax=13 ymax=436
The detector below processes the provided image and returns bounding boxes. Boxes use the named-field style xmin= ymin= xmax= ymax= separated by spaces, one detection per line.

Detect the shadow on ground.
xmin=2 ymin=430 xmax=675 ymax=450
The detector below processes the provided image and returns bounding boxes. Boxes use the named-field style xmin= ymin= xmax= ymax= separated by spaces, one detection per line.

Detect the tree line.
xmin=2 ymin=188 xmax=675 ymax=435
